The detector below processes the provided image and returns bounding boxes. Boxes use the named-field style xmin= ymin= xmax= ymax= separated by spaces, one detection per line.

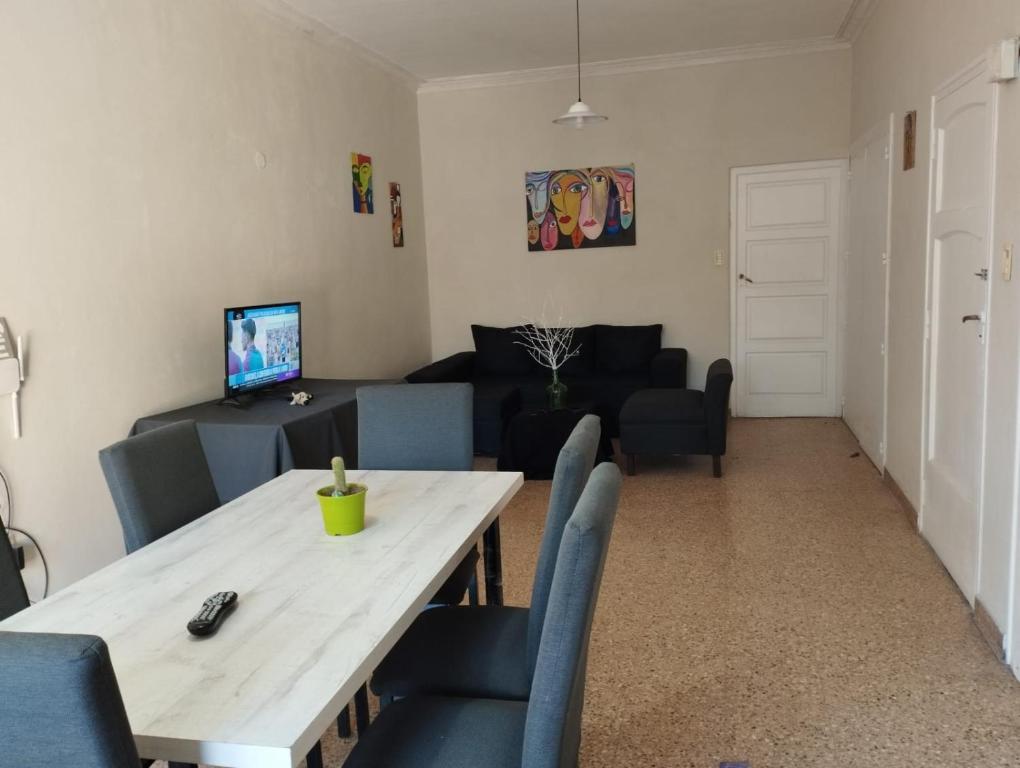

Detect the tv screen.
xmin=224 ymin=302 xmax=302 ymax=396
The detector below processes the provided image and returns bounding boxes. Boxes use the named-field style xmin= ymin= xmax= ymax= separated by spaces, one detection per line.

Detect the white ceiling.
xmin=277 ymin=0 xmax=857 ymax=82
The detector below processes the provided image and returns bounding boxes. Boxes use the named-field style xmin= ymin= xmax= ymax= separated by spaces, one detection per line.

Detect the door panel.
xmin=844 ymin=116 xmax=893 ymax=469
xmin=732 ymin=162 xmax=845 ymax=417
xmin=923 ymin=63 xmax=996 ymax=602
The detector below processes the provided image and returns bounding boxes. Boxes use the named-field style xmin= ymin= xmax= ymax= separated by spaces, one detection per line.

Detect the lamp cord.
xmin=575 ymin=0 xmax=581 ymax=102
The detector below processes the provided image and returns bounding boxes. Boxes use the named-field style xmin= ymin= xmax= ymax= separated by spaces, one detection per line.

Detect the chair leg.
xmin=306 ymin=741 xmax=324 ymax=768
xmin=712 ymin=455 xmax=722 ymax=478
xmin=626 ymin=454 xmax=636 ymax=476
xmin=354 ymin=683 xmax=371 ymax=736
xmin=467 ymin=571 xmax=479 ymax=606
xmin=337 ymin=704 xmax=352 ymax=738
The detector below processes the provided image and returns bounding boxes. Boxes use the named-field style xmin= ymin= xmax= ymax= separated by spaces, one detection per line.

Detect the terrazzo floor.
xmin=199 ymin=417 xmax=1020 ymax=767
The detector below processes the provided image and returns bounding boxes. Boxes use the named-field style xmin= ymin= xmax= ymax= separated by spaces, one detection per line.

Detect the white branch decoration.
xmin=513 ymin=310 xmax=581 ymax=374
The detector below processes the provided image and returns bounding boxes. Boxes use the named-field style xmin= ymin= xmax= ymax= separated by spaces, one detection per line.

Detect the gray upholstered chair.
xmin=99 ymin=420 xmax=220 ymax=554
xmin=370 ymin=414 xmax=602 ymax=703
xmin=0 ymin=631 xmax=140 ymax=767
xmin=357 ymin=383 xmax=478 ymax=606
xmin=0 ymin=519 xmax=29 ymax=621
xmin=357 ymin=382 xmax=474 ymax=471
xmin=343 ymin=460 xmax=622 ymax=768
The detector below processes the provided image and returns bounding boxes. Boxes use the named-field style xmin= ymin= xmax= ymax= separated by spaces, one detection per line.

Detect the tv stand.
xmin=218 ymin=383 xmax=292 ymax=408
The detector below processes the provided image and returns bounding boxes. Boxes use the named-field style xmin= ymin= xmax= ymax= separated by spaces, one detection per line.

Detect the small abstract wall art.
xmin=526 ymin=165 xmax=635 ymax=251
xmin=351 ymin=152 xmax=373 ymax=213
xmin=389 ymin=182 xmax=404 ymax=247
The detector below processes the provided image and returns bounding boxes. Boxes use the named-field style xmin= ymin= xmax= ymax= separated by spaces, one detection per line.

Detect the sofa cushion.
xmin=472 ymin=325 xmax=533 ymax=376
xmin=594 ymin=324 xmax=662 ymax=373
xmin=557 ymin=325 xmax=596 ymax=377
xmin=620 ymin=389 xmax=705 ymax=425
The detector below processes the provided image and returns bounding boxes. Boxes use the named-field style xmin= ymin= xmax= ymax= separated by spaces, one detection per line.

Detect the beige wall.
xmin=850 ymin=0 xmax=1020 ymax=643
xmin=418 ymin=50 xmax=852 ymax=388
xmin=0 ymin=0 xmax=431 ymax=594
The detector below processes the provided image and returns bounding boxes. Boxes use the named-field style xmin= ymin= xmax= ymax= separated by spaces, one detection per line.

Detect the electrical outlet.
xmin=714 ymin=249 xmax=725 ymax=267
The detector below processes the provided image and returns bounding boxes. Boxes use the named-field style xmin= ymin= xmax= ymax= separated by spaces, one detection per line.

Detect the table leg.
xmin=337 ymin=704 xmax=352 ymax=738
xmin=482 ymin=519 xmax=504 ymax=606
xmin=354 ymin=683 xmax=371 ymax=736
xmin=306 ymin=741 xmax=324 ymax=768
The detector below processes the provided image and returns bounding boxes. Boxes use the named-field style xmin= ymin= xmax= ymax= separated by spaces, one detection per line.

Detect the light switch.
xmin=1003 ymin=243 xmax=1014 ymax=282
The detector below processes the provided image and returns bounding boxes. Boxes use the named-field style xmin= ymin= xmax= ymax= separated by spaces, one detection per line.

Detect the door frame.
xmin=728 ymin=159 xmax=849 ymax=417
xmin=845 ymin=114 xmax=894 ymax=470
xmin=918 ymin=56 xmax=1000 ymax=584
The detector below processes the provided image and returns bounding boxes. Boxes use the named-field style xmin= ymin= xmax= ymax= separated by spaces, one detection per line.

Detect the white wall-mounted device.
xmin=988 ymin=37 xmax=1019 ymax=82
xmin=0 ymin=318 xmax=25 ymax=439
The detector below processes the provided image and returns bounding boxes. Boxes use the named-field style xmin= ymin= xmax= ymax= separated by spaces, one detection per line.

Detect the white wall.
xmin=0 ymin=0 xmax=432 ymax=595
xmin=849 ymin=0 xmax=1020 ymax=649
xmin=417 ymin=49 xmax=852 ymax=388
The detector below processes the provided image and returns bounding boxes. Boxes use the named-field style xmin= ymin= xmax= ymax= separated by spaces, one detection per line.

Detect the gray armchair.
xmin=370 ymin=414 xmax=602 ymax=703
xmin=0 ymin=632 xmax=140 ymax=767
xmin=99 ymin=420 xmax=220 ymax=553
xmin=344 ymin=461 xmax=623 ymax=768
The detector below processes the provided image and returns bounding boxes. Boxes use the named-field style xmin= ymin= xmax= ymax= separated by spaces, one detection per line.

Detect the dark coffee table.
xmin=497 ymin=400 xmax=614 ymax=480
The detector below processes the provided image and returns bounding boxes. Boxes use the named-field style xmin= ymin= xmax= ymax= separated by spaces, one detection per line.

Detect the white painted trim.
xmin=728 ymin=158 xmax=849 ymax=418
xmin=836 ymin=0 xmax=881 ymax=43
xmin=249 ymin=0 xmax=423 ymax=91
xmin=418 ymin=37 xmax=850 ymax=94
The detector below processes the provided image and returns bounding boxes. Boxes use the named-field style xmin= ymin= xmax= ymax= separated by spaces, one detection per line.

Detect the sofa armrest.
xmin=650 ymin=348 xmax=687 ymax=388
xmin=704 ymin=358 xmax=734 ymax=455
xmin=405 ymin=352 xmax=475 ymax=384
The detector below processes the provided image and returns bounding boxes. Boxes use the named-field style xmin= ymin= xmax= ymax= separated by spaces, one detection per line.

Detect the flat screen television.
xmin=224 ymin=302 xmax=302 ymax=397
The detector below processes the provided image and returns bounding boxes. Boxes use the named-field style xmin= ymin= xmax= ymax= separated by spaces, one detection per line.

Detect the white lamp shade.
xmin=553 ymin=100 xmax=608 ymax=128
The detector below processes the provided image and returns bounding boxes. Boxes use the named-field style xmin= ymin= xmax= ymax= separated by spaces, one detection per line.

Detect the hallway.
xmin=502 ymin=418 xmax=1020 ymax=767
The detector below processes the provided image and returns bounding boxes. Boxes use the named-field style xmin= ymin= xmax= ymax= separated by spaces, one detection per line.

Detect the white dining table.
xmin=0 ymin=468 xmax=523 ymax=767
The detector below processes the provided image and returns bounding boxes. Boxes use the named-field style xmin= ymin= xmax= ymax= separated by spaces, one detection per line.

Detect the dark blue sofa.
xmin=405 ymin=324 xmax=687 ymax=454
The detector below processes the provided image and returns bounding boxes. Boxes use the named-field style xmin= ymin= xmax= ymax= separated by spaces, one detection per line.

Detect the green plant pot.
xmin=317 ymin=483 xmax=367 ymax=536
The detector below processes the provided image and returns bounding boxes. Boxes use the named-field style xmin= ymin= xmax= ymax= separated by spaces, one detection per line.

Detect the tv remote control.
xmin=187 ymin=591 xmax=238 ymax=637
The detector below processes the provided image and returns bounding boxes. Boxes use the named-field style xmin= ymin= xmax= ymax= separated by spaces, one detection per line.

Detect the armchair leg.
xmin=626 ymin=454 xmax=636 ymax=476
xmin=712 ymin=455 xmax=722 ymax=478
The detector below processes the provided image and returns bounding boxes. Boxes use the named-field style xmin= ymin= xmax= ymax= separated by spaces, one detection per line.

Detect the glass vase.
xmin=547 ymin=370 xmax=568 ymax=410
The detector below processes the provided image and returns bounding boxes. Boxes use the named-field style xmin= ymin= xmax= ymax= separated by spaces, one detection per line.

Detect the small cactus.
xmin=331 ymin=456 xmax=349 ymax=497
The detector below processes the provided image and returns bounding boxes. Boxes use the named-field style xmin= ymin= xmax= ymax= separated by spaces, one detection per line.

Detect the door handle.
xmin=739 ymin=273 xmax=754 ymax=284
xmin=962 ymin=314 xmax=982 ymax=323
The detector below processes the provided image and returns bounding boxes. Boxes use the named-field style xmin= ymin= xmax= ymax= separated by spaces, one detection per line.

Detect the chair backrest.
xmin=357 ymin=383 xmax=473 ymax=471
xmin=0 ymin=631 xmax=140 ymax=767
xmin=0 ymin=519 xmax=29 ymax=621
xmin=526 ymin=414 xmax=601 ymax=678
xmin=522 ymin=461 xmax=622 ymax=768
xmin=99 ymin=420 xmax=220 ymax=554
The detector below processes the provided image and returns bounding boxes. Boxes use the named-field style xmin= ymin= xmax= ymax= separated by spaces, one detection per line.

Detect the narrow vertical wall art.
xmin=351 ymin=152 xmax=373 ymax=213
xmin=389 ymin=183 xmax=404 ymax=247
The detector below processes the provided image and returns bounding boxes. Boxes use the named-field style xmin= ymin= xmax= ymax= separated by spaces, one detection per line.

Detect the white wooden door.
xmin=844 ymin=116 xmax=893 ymax=469
xmin=731 ymin=161 xmax=846 ymax=417
xmin=922 ymin=61 xmax=997 ymax=602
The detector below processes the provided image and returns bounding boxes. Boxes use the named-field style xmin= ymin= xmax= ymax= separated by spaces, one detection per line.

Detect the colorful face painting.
xmin=612 ymin=166 xmax=635 ymax=230
xmin=526 ymin=164 xmax=635 ymax=251
xmin=351 ymin=152 xmax=373 ymax=214
xmin=526 ymin=171 xmax=551 ymax=223
xmin=389 ymin=182 xmax=403 ymax=247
